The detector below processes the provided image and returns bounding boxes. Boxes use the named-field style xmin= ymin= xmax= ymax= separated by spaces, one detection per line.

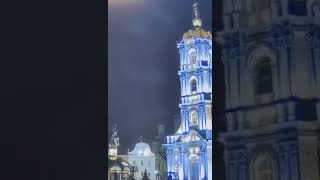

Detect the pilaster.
xmin=200 ymin=145 xmax=208 ymax=180
xmin=178 ymin=147 xmax=186 ymax=180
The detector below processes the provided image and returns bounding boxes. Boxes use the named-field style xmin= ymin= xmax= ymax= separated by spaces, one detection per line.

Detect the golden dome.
xmin=182 ymin=27 xmax=212 ymax=41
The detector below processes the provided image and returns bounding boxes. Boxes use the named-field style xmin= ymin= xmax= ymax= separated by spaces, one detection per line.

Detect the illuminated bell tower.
xmin=178 ymin=0 xmax=212 ymax=133
xmin=164 ymin=1 xmax=212 ymax=180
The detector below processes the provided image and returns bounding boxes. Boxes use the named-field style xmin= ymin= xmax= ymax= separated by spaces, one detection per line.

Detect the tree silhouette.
xmin=127 ymin=167 xmax=137 ymax=180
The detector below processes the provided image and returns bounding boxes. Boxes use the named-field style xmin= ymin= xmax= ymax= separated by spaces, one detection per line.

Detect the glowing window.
xmin=190 ymin=110 xmax=198 ymax=126
xmin=188 ymin=49 xmax=196 ymax=65
xmin=191 ymin=79 xmax=197 ymax=94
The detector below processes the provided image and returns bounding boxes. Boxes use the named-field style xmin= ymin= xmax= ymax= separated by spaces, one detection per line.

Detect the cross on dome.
xmin=192 ymin=0 xmax=202 ymax=27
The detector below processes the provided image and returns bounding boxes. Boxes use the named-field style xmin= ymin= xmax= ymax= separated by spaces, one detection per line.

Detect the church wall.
xmin=298 ymin=136 xmax=320 ymax=180
xmin=219 ymin=0 xmax=320 ymax=180
xmin=222 ymin=130 xmax=310 ymax=180
xmin=128 ymin=155 xmax=156 ymax=180
xmin=291 ymin=31 xmax=313 ymax=98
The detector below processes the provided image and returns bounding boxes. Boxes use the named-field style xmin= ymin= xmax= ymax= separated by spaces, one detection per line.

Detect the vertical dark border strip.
xmin=213 ymin=0 xmax=226 ymax=179
xmin=105 ymin=0 xmax=109 ymax=178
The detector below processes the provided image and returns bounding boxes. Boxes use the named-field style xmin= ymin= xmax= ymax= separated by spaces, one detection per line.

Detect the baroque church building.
xmin=163 ymin=1 xmax=212 ymax=180
xmin=107 ymin=124 xmax=166 ymax=180
xmin=217 ymin=0 xmax=320 ymax=180
xmin=107 ymin=125 xmax=134 ymax=180
xmin=126 ymin=141 xmax=166 ymax=180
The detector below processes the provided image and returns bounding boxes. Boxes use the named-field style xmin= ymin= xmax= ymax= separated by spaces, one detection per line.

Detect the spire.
xmin=108 ymin=123 xmax=120 ymax=161
xmin=110 ymin=124 xmax=120 ymax=147
xmin=192 ymin=0 xmax=202 ymax=28
xmin=112 ymin=123 xmax=117 ymax=134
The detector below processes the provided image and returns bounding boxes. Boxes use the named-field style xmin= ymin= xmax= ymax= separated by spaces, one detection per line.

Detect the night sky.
xmin=108 ymin=0 xmax=213 ymax=153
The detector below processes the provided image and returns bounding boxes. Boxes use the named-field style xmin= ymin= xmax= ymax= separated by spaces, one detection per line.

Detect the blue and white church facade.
xmin=217 ymin=0 xmax=320 ymax=180
xmin=163 ymin=2 xmax=212 ymax=180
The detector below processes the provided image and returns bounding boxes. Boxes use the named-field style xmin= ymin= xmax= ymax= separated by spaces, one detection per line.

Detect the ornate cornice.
xmin=182 ymin=27 xmax=212 ymax=41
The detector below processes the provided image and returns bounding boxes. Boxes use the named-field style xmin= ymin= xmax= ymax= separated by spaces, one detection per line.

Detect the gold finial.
xmin=192 ymin=1 xmax=202 ymax=27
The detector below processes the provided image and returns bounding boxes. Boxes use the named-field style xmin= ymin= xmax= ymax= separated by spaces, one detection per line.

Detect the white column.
xmin=178 ymin=147 xmax=185 ymax=180
xmin=200 ymin=72 xmax=204 ymax=92
xmin=202 ymin=107 xmax=206 ymax=130
xmin=183 ymin=149 xmax=188 ymax=179
xmin=199 ymin=106 xmax=204 ymax=130
xmin=167 ymin=150 xmax=172 ymax=173
xmin=180 ymin=76 xmax=185 ymax=96
xmin=184 ymin=109 xmax=188 ymax=132
xmin=181 ymin=109 xmax=185 ymax=132
xmin=200 ymin=148 xmax=205 ymax=180
xmin=184 ymin=75 xmax=188 ymax=96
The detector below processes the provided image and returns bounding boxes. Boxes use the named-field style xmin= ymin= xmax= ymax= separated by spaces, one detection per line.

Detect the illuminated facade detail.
xmin=108 ymin=148 xmax=118 ymax=161
xmin=126 ymin=141 xmax=166 ymax=180
xmin=218 ymin=0 xmax=320 ymax=180
xmin=190 ymin=79 xmax=198 ymax=94
xmin=108 ymin=125 xmax=120 ymax=161
xmin=190 ymin=110 xmax=198 ymax=126
xmin=163 ymin=1 xmax=212 ymax=179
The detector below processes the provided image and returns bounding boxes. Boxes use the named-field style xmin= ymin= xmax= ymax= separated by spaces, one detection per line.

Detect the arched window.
xmin=255 ymin=58 xmax=273 ymax=95
xmin=191 ymin=79 xmax=197 ymax=94
xmin=253 ymin=154 xmax=274 ymax=180
xmin=188 ymin=49 xmax=197 ymax=65
xmin=189 ymin=110 xmax=198 ymax=126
